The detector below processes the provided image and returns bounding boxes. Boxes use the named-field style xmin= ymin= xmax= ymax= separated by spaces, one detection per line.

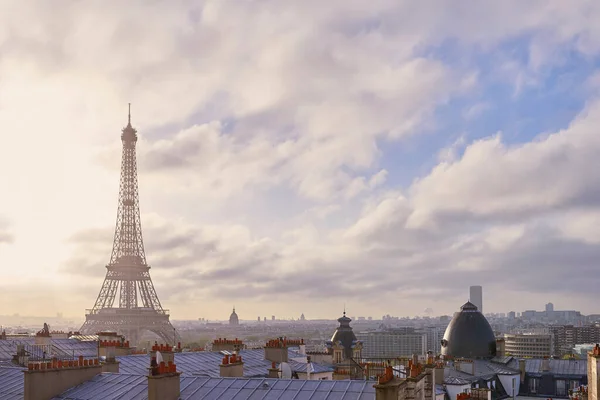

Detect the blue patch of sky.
xmin=379 ymin=36 xmax=600 ymax=190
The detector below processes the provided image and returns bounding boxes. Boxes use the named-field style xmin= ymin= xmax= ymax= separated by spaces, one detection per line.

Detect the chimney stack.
xmin=268 ymin=361 xmax=280 ymax=378
xmin=518 ymin=359 xmax=526 ymax=383
xmin=374 ymin=366 xmax=401 ymax=400
xmin=220 ymin=354 xmax=244 ymax=378
xmin=98 ymin=332 xmax=132 ymax=358
xmin=212 ymin=338 xmax=244 ymax=352
xmin=496 ymin=338 xmax=506 ymax=356
xmin=264 ymin=337 xmax=303 ymax=363
xmin=148 ymin=357 xmax=180 ymax=400
xmin=99 ymin=340 xmax=120 ymax=373
xmin=151 ymin=342 xmax=175 ymax=365
xmin=587 ymin=344 xmax=600 ymax=400
xmin=433 ymin=362 xmax=444 ymax=385
xmin=541 ymin=357 xmax=550 ymax=372
xmin=24 ymin=358 xmax=101 ymax=400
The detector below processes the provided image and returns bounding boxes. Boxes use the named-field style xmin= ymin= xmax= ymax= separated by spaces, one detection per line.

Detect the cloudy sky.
xmin=0 ymin=1 xmax=599 ymax=321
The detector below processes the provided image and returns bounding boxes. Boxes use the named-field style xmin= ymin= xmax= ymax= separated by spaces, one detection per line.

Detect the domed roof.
xmin=329 ymin=312 xmax=358 ymax=358
xmin=229 ymin=307 xmax=239 ymax=325
xmin=441 ymin=301 xmax=496 ymax=359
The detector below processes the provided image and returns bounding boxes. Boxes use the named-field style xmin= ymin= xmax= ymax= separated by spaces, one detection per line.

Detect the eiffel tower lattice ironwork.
xmin=80 ymin=105 xmax=179 ymax=344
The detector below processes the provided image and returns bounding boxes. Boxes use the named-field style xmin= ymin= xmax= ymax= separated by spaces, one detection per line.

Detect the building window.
xmin=529 ymin=378 xmax=539 ymax=394
xmin=556 ymin=380 xmax=566 ymax=396
xmin=334 ymin=351 xmax=342 ymax=364
xmin=570 ymin=381 xmax=580 ymax=390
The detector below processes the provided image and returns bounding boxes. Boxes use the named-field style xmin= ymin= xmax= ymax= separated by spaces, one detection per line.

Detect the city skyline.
xmin=1 ymin=2 xmax=600 ymax=319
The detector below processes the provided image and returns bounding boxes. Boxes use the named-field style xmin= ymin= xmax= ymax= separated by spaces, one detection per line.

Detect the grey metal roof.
xmin=517 ymin=359 xmax=587 ymax=377
xmin=0 ymin=340 xmax=33 ymax=360
xmin=117 ymin=349 xmax=333 ymax=378
xmin=53 ymin=373 xmax=147 ymax=400
xmin=0 ymin=366 xmax=26 ymax=400
xmin=51 ymin=339 xmax=99 ymax=358
xmin=473 ymin=360 xmax=519 ymax=376
xmin=443 ymin=359 xmax=519 ymax=385
xmin=444 ymin=375 xmax=472 ymax=385
xmin=490 ymin=356 xmax=513 ymax=365
xmin=0 ymin=338 xmax=98 ymax=361
xmin=54 ymin=374 xmax=376 ymax=400
xmin=443 ymin=358 xmax=587 ymax=387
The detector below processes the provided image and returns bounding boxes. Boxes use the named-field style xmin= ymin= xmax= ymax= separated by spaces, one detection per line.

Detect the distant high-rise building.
xmin=469 ymin=285 xmax=483 ymax=313
xmin=546 ymin=302 xmax=554 ymax=317
xmin=257 ymin=316 xmax=260 ymax=322
xmin=508 ymin=311 xmax=516 ymax=319
xmin=271 ymin=315 xmax=275 ymax=321
xmin=357 ymin=329 xmax=427 ymax=358
xmin=504 ymin=333 xmax=554 ymax=358
xmin=417 ymin=325 xmax=448 ymax=354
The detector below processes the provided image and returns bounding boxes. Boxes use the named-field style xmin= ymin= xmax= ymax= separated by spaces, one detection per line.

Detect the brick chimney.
xmin=148 ymin=358 xmax=180 ymax=400
xmin=34 ymin=323 xmax=51 ymax=346
xmin=98 ymin=332 xmax=133 ymax=357
xmin=99 ymin=340 xmax=120 ymax=373
xmin=151 ymin=342 xmax=175 ymax=364
xmin=212 ymin=338 xmax=244 ymax=352
xmin=264 ymin=337 xmax=303 ymax=363
xmin=268 ymin=361 xmax=280 ymax=378
xmin=24 ymin=357 xmax=101 ymax=400
xmin=374 ymin=366 xmax=401 ymax=400
xmin=220 ymin=354 xmax=244 ymax=378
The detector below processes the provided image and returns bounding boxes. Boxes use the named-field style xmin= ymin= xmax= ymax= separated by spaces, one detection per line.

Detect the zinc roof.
xmin=117 ymin=349 xmax=333 ymax=378
xmin=0 ymin=338 xmax=97 ymax=361
xmin=517 ymin=358 xmax=587 ymax=377
xmin=0 ymin=366 xmax=25 ymax=400
xmin=53 ymin=374 xmax=376 ymax=400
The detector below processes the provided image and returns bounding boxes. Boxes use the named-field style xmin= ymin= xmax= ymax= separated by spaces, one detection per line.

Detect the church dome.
xmin=441 ymin=301 xmax=496 ymax=359
xmin=229 ymin=307 xmax=239 ymax=326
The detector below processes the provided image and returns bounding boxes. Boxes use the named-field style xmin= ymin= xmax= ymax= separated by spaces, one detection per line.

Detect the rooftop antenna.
xmin=128 ymin=103 xmax=131 ymax=124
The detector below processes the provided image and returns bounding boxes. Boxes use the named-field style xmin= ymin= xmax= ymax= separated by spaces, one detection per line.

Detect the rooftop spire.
xmin=128 ymin=103 xmax=131 ymax=125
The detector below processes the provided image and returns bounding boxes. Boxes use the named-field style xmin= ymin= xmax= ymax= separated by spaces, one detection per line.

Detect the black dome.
xmin=329 ymin=312 xmax=358 ymax=358
xmin=441 ymin=301 xmax=496 ymax=359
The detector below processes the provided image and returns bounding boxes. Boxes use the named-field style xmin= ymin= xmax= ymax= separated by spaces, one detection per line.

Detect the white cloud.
xmin=409 ymin=100 xmax=600 ymax=227
xmin=1 ymin=1 xmax=600 ymax=318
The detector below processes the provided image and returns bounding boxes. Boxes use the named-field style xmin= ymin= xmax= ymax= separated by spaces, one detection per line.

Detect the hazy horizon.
xmin=1 ymin=2 xmax=600 ymax=320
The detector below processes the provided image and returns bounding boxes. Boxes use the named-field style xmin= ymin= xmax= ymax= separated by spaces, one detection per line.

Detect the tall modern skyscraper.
xmin=469 ymin=285 xmax=483 ymax=313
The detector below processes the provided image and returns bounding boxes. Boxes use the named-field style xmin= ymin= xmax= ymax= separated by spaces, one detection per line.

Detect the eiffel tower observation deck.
xmin=80 ymin=105 xmax=179 ymax=344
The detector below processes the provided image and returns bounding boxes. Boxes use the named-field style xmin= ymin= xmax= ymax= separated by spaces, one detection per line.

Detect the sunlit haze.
xmin=1 ymin=1 xmax=600 ymax=321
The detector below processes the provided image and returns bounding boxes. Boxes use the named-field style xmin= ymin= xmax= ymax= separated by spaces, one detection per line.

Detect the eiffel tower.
xmin=80 ymin=105 xmax=179 ymax=344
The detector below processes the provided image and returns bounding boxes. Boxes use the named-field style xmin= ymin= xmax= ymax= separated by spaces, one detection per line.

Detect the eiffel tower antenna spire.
xmin=80 ymin=105 xmax=179 ymax=344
